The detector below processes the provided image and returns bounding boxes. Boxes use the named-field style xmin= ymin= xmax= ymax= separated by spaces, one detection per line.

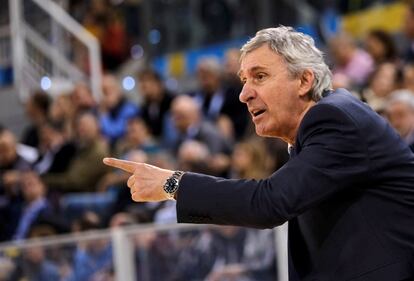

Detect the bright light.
xmin=148 ymin=29 xmax=161 ymax=45
xmin=131 ymin=44 xmax=144 ymax=60
xmin=122 ymin=76 xmax=135 ymax=91
xmin=40 ymin=76 xmax=52 ymax=90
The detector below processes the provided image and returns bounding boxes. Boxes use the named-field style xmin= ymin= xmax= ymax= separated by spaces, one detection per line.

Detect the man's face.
xmin=387 ymin=102 xmax=414 ymax=138
xmin=197 ymin=67 xmax=220 ymax=93
xmin=102 ymin=77 xmax=121 ymax=110
xmin=138 ymin=77 xmax=162 ymax=100
xmin=76 ymin=114 xmax=99 ymax=144
xmin=0 ymin=132 xmax=17 ymax=166
xmin=238 ymin=45 xmax=304 ymax=139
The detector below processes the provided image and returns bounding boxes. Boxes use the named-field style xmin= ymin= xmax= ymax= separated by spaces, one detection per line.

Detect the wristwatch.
xmin=163 ymin=171 xmax=184 ymax=200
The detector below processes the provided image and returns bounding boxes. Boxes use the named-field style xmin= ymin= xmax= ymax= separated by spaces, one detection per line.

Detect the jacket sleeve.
xmin=176 ymin=103 xmax=371 ymax=228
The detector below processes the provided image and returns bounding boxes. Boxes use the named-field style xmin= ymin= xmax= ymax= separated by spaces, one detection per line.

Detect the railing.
xmin=8 ymin=0 xmax=102 ymax=101
xmin=0 ymin=223 xmax=288 ymax=281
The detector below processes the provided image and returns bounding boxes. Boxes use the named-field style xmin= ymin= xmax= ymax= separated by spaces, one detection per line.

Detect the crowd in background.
xmin=2 ymin=1 xmax=414 ymax=280
xmin=0 ymin=45 xmax=285 ymax=280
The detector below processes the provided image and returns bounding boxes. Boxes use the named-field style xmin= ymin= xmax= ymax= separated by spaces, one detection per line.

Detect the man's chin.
xmin=255 ymin=126 xmax=279 ymax=138
xmin=255 ymin=127 xmax=270 ymax=138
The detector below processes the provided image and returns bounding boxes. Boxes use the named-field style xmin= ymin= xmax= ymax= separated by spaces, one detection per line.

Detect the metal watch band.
xmin=163 ymin=171 xmax=184 ymax=200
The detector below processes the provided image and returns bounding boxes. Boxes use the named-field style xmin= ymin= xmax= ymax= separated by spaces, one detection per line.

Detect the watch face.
xmin=165 ymin=178 xmax=178 ymax=193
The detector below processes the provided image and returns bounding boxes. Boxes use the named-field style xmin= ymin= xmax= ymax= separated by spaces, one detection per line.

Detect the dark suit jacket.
xmin=176 ymin=89 xmax=414 ymax=280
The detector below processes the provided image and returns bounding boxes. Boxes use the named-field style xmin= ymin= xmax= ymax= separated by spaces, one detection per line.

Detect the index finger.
xmin=103 ymin=157 xmax=137 ymax=173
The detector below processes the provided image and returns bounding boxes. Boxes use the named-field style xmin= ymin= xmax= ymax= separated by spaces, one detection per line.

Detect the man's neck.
xmin=285 ymin=100 xmax=317 ymax=145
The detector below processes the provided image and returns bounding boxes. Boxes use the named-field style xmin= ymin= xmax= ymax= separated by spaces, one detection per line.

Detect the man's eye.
xmin=256 ymin=73 xmax=267 ymax=81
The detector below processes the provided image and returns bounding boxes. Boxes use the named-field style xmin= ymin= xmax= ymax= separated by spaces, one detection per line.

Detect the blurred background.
xmin=1 ymin=0 xmax=414 ymax=280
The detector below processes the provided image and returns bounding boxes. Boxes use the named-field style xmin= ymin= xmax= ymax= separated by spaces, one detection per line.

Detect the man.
xmin=99 ymin=74 xmax=139 ymax=146
xmin=137 ymin=68 xmax=175 ymax=138
xmin=104 ymin=27 xmax=414 ymax=280
xmin=385 ymin=90 xmax=414 ymax=151
xmin=191 ymin=57 xmax=248 ymax=139
xmin=403 ymin=4 xmax=414 ymax=63
xmin=43 ymin=112 xmax=109 ymax=192
xmin=170 ymin=95 xmax=232 ymax=156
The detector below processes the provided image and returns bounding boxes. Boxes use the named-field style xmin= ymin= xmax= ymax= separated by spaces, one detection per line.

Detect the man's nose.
xmin=239 ymin=83 xmax=256 ymax=103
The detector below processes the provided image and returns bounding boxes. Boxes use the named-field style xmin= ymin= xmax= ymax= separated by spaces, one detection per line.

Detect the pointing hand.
xmin=103 ymin=157 xmax=174 ymax=202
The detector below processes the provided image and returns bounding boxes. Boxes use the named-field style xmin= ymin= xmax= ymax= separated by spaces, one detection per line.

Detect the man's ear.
xmin=298 ymin=69 xmax=315 ymax=98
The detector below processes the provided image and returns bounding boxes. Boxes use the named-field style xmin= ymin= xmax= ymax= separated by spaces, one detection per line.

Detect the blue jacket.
xmin=176 ymin=89 xmax=414 ymax=280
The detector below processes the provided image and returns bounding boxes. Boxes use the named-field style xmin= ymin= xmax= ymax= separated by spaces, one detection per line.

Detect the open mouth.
xmin=252 ymin=109 xmax=266 ymax=117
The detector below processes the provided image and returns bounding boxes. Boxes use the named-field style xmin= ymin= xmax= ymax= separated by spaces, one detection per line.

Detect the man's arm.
xmin=176 ymin=104 xmax=371 ymax=228
xmin=103 ymin=104 xmax=371 ymax=228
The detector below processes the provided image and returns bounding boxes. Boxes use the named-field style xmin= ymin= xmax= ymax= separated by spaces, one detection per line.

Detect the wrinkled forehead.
xmin=238 ymin=46 xmax=285 ymax=77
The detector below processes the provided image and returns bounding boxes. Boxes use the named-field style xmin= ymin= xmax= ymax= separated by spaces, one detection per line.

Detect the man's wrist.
xmin=163 ymin=171 xmax=184 ymax=200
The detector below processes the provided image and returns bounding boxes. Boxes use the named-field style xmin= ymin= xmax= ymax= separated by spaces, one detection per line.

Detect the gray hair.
xmin=240 ymin=26 xmax=332 ymax=101
xmin=386 ymin=90 xmax=414 ymax=111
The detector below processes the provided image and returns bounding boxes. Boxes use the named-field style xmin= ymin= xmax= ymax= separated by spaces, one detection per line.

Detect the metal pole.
xmin=9 ymin=0 xmax=28 ymax=101
xmin=274 ymin=223 xmax=289 ymax=281
xmin=31 ymin=0 xmax=102 ymax=101
xmin=112 ymin=228 xmax=137 ymax=281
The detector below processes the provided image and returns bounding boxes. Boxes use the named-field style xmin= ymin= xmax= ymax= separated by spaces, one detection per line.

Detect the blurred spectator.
xmin=171 ymin=95 xmax=231 ymax=154
xmin=134 ymin=230 xmax=175 ymax=281
xmin=154 ymin=140 xmax=211 ymax=225
xmin=108 ymin=212 xmax=136 ymax=229
xmin=231 ymin=140 xmax=271 ymax=179
xmin=402 ymin=63 xmax=414 ymax=93
xmin=385 ymin=90 xmax=414 ymax=151
xmin=0 ymin=129 xmax=32 ymax=241
xmin=101 ymin=11 xmax=128 ymax=70
xmin=0 ymin=129 xmax=32 ymax=193
xmin=8 ymin=244 xmax=60 ymax=281
xmin=137 ymin=69 xmax=175 ymax=138
xmin=173 ymin=226 xmax=247 ymax=280
xmin=192 ymin=57 xmax=248 ymax=140
xmin=6 ymin=207 xmax=70 ymax=281
xmin=80 ymin=0 xmax=128 ymax=71
xmin=81 ymin=0 xmax=107 ymax=42
xmin=65 ymin=211 xmax=112 ymax=281
xmin=21 ymin=91 xmax=51 ymax=149
xmin=42 ymin=112 xmax=109 ymax=192
xmin=222 ymin=48 xmax=249 ymax=140
xmin=49 ymin=94 xmax=75 ymax=139
xmin=71 ymin=82 xmax=97 ymax=115
xmin=364 ymin=29 xmax=398 ymax=65
xmin=115 ymin=116 xmax=160 ymax=157
xmin=204 ymin=227 xmax=276 ymax=281
xmin=361 ymin=62 xmax=401 ymax=112
xmin=171 ymin=95 xmax=232 ymax=176
xmin=0 ymin=257 xmax=15 ymax=281
xmin=99 ymin=74 xmax=139 ymax=147
xmin=402 ymin=4 xmax=414 ymax=62
xmin=115 ymin=116 xmax=163 ymax=162
xmin=329 ymin=32 xmax=374 ymax=89
xmin=0 ymin=129 xmax=34 ymax=191
xmin=33 ymin=119 xmax=76 ymax=175
xmin=223 ymin=48 xmax=242 ymax=88
xmin=177 ymin=140 xmax=211 ymax=174
xmin=13 ymin=172 xmax=53 ymax=240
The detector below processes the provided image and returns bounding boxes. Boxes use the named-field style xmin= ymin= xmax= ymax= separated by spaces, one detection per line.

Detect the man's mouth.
xmin=252 ymin=109 xmax=266 ymax=117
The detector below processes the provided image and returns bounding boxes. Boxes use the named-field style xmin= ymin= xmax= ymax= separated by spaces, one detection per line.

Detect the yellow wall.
xmin=342 ymin=2 xmax=407 ymax=38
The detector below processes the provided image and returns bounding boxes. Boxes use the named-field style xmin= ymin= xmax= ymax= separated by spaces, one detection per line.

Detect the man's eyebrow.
xmin=238 ymin=66 xmax=268 ymax=78
xmin=249 ymin=66 xmax=267 ymax=73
